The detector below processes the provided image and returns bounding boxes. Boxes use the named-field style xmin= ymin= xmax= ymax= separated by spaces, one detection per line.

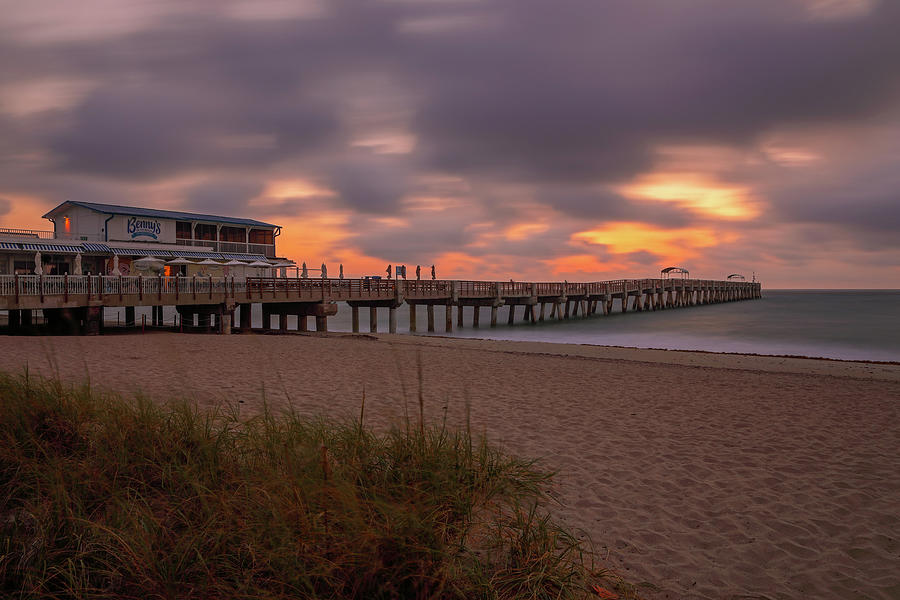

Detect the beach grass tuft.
xmin=0 ymin=371 xmax=635 ymax=599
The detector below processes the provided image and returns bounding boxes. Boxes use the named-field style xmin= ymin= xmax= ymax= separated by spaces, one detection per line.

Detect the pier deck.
xmin=0 ymin=274 xmax=761 ymax=335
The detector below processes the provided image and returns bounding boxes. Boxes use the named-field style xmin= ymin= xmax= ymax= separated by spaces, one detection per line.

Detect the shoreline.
xmin=1 ymin=333 xmax=898 ymax=599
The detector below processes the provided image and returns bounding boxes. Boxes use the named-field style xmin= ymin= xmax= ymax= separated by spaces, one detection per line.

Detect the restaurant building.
xmin=0 ymin=201 xmax=286 ymax=277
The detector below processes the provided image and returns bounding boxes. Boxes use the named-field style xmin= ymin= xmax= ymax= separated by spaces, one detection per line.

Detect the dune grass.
xmin=0 ymin=370 xmax=634 ymax=599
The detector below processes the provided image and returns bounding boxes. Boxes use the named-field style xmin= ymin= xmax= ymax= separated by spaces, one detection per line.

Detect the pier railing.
xmin=0 ymin=274 xmax=758 ymax=308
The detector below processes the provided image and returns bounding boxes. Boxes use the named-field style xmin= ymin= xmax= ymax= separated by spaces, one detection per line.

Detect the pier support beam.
xmin=239 ymin=304 xmax=251 ymax=331
xmin=316 ymin=315 xmax=328 ymax=332
xmin=389 ymin=307 xmax=398 ymax=333
xmin=457 ymin=304 xmax=464 ymax=328
xmin=426 ymin=305 xmax=435 ymax=332
xmin=490 ymin=305 xmax=498 ymax=327
xmin=472 ymin=306 xmax=480 ymax=327
xmin=279 ymin=313 xmax=288 ymax=332
xmin=369 ymin=307 xmax=378 ymax=333
xmin=298 ymin=315 xmax=308 ymax=332
xmin=508 ymin=305 xmax=515 ymax=325
xmin=409 ymin=304 xmax=417 ymax=332
xmin=125 ymin=306 xmax=135 ymax=328
xmin=445 ymin=304 xmax=453 ymax=332
xmin=351 ymin=306 xmax=360 ymax=333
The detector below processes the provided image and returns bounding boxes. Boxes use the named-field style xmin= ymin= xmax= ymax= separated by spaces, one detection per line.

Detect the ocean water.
xmin=324 ymin=290 xmax=900 ymax=362
xmin=113 ymin=290 xmax=900 ymax=362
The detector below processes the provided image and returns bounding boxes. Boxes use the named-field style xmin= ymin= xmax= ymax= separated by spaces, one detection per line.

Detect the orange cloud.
xmin=572 ymin=222 xmax=738 ymax=264
xmin=620 ymin=172 xmax=760 ymax=219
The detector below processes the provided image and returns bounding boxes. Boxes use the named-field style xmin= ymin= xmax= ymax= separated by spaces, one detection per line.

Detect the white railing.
xmin=0 ymin=227 xmax=56 ymax=240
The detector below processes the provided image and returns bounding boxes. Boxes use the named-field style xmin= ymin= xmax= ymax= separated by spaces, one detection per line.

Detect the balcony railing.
xmin=176 ymin=238 xmax=276 ymax=257
xmin=0 ymin=228 xmax=56 ymax=240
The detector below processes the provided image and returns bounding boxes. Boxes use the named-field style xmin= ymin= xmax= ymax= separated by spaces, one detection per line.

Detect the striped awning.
xmin=0 ymin=242 xmax=20 ymax=250
xmin=110 ymin=247 xmax=138 ymax=255
xmin=82 ymin=242 xmax=111 ymax=253
xmin=221 ymin=253 xmax=269 ymax=261
xmin=19 ymin=243 xmax=83 ymax=253
xmin=172 ymin=251 xmax=224 ymax=259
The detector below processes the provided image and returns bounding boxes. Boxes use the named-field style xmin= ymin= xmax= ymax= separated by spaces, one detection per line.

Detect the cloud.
xmin=0 ymin=0 xmax=898 ymax=285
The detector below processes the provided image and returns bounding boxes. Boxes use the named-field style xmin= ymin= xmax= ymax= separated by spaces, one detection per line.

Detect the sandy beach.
xmin=1 ymin=332 xmax=898 ymax=600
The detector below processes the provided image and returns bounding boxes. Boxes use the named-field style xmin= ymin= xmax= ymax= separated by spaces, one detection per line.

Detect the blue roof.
xmin=44 ymin=201 xmax=279 ymax=228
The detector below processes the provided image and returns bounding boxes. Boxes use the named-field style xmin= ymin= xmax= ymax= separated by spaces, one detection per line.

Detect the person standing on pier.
xmin=416 ymin=265 xmax=421 ymax=280
xmin=431 ymin=265 xmax=436 ymax=280
xmin=386 ymin=264 xmax=392 ymax=279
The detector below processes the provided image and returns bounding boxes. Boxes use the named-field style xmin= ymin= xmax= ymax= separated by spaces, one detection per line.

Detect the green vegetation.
xmin=0 ymin=371 xmax=632 ymax=599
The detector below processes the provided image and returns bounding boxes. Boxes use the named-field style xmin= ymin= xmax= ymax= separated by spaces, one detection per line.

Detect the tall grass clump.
xmin=0 ymin=371 xmax=633 ymax=599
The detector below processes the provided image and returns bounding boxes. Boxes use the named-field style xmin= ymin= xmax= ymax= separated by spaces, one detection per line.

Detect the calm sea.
xmin=323 ymin=290 xmax=900 ymax=362
xmin=120 ymin=290 xmax=900 ymax=362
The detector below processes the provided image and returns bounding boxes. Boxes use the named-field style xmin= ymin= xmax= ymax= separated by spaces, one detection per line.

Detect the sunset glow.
xmin=0 ymin=0 xmax=897 ymax=288
xmin=620 ymin=174 xmax=760 ymax=220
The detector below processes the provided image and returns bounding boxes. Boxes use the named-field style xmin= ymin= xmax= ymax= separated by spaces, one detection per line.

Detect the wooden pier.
xmin=0 ymin=275 xmax=761 ymax=335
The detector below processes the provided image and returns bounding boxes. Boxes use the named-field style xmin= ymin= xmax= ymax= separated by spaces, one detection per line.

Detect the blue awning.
xmin=82 ymin=243 xmax=111 ymax=253
xmin=19 ymin=243 xmax=83 ymax=253
xmin=0 ymin=242 xmax=20 ymax=250
xmin=221 ymin=253 xmax=268 ymax=261
xmin=172 ymin=251 xmax=224 ymax=259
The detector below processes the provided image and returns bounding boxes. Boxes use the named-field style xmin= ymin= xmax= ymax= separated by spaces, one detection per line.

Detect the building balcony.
xmin=0 ymin=228 xmax=56 ymax=240
xmin=176 ymin=238 xmax=276 ymax=258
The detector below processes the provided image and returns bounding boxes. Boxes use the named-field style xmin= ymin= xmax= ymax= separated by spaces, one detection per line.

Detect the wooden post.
xmin=262 ymin=305 xmax=271 ymax=331
xmin=507 ymin=304 xmax=515 ymax=325
xmin=369 ymin=306 xmax=378 ymax=332
xmin=564 ymin=300 xmax=571 ymax=318
xmin=426 ymin=305 xmax=435 ymax=332
xmin=279 ymin=312 xmax=288 ymax=332
xmin=316 ymin=315 xmax=327 ymax=332
xmin=539 ymin=302 xmax=545 ymax=321
xmin=529 ymin=304 xmax=536 ymax=324
xmin=389 ymin=306 xmax=398 ymax=333
xmin=298 ymin=315 xmax=308 ymax=331
xmin=409 ymin=304 xmax=417 ymax=332
xmin=351 ymin=305 xmax=360 ymax=333
xmin=445 ymin=304 xmax=453 ymax=332
xmin=490 ymin=305 xmax=498 ymax=327
xmin=472 ymin=305 xmax=480 ymax=327
xmin=64 ymin=273 xmax=68 ymax=303
xmin=457 ymin=304 xmax=464 ymax=327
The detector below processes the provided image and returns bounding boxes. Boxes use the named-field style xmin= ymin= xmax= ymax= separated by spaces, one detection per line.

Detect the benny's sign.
xmin=127 ymin=216 xmax=162 ymax=240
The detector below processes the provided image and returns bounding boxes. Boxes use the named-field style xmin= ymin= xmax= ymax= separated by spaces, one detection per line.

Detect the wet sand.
xmin=2 ymin=332 xmax=898 ymax=599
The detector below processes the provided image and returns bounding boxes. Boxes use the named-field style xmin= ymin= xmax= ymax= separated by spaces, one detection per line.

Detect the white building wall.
xmin=106 ymin=214 xmax=176 ymax=244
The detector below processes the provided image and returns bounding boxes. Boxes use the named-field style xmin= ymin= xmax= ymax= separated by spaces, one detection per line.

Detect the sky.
xmin=1 ymin=0 xmax=898 ymax=288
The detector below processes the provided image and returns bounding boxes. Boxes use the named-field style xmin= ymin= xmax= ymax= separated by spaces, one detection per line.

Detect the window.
xmin=195 ymin=224 xmax=217 ymax=241
xmin=219 ymin=226 xmax=246 ymax=242
xmin=248 ymin=229 xmax=274 ymax=245
xmin=176 ymin=221 xmax=192 ymax=239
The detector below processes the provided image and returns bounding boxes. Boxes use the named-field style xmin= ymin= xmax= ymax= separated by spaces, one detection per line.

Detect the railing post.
xmin=118 ymin=275 xmax=123 ymax=301
xmin=192 ymin=275 xmax=196 ymax=300
xmin=139 ymin=275 xmax=143 ymax=301
xmin=175 ymin=276 xmax=179 ymax=301
xmin=40 ymin=274 xmax=44 ymax=303
xmin=158 ymin=274 xmax=162 ymax=301
xmin=14 ymin=274 xmax=19 ymax=304
xmin=209 ymin=275 xmax=213 ymax=299
xmin=64 ymin=273 xmax=68 ymax=303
